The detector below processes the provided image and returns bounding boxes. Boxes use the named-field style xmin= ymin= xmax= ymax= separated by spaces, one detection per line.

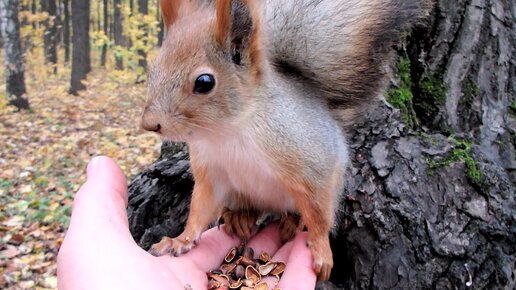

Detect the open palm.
xmin=57 ymin=157 xmax=316 ymax=290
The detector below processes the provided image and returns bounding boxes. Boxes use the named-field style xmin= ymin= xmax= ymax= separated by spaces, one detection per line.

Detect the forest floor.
xmin=0 ymin=51 xmax=161 ymax=289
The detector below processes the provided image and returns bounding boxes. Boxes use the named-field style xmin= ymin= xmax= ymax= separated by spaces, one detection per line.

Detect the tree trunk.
xmin=407 ymin=0 xmax=516 ymax=173
xmin=41 ymin=0 xmax=58 ymax=73
xmin=62 ymin=0 xmax=70 ymax=64
xmin=137 ymin=0 xmax=148 ymax=73
xmin=0 ymin=8 xmax=3 ymax=49
xmin=157 ymin=17 xmax=164 ymax=47
xmin=1 ymin=0 xmax=30 ymax=110
xmin=69 ymin=0 xmax=90 ymax=95
xmin=113 ymin=0 xmax=124 ymax=70
xmin=126 ymin=1 xmax=516 ymax=289
xmin=100 ymin=0 xmax=108 ymax=67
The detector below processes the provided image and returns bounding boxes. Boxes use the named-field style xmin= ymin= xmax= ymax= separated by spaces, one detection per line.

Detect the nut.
xmin=258 ymin=262 xmax=275 ymax=276
xmin=255 ymin=282 xmax=268 ymax=290
xmin=259 ymin=251 xmax=270 ymax=263
xmin=225 ymin=247 xmax=238 ymax=263
xmin=270 ymin=262 xmax=286 ymax=276
xmin=245 ymin=266 xmax=261 ymax=284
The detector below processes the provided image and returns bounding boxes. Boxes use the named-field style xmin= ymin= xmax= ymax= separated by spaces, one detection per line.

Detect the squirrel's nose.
xmin=140 ymin=113 xmax=162 ymax=133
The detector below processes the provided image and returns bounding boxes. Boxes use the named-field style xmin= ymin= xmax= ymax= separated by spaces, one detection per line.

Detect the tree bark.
xmin=113 ymin=0 xmax=124 ymax=70
xmin=1 ymin=0 xmax=30 ymax=110
xmin=100 ymin=0 xmax=108 ymax=67
xmin=137 ymin=0 xmax=148 ymax=73
xmin=69 ymin=0 xmax=90 ymax=95
xmin=62 ymin=0 xmax=70 ymax=64
xmin=408 ymin=0 xmax=516 ymax=173
xmin=127 ymin=1 xmax=516 ymax=289
xmin=41 ymin=0 xmax=58 ymax=73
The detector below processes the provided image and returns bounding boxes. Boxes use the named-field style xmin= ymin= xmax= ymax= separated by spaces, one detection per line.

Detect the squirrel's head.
xmin=141 ymin=0 xmax=263 ymax=142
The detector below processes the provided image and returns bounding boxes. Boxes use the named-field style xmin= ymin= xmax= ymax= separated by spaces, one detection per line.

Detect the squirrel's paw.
xmin=221 ymin=207 xmax=258 ymax=242
xmin=148 ymin=235 xmax=198 ymax=257
xmin=308 ymin=236 xmax=333 ymax=281
xmin=279 ymin=213 xmax=303 ymax=243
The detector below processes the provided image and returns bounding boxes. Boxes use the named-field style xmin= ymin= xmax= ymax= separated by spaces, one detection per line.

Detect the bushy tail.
xmin=265 ymin=0 xmax=432 ymax=124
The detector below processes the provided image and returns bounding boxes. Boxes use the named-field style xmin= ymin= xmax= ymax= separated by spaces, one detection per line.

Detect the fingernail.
xmin=87 ymin=156 xmax=103 ymax=177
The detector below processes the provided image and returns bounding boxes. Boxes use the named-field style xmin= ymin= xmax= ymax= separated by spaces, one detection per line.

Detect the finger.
xmin=260 ymin=237 xmax=296 ymax=288
xmin=277 ymin=232 xmax=317 ymax=290
xmin=246 ymin=222 xmax=283 ymax=259
xmin=68 ymin=156 xmax=131 ymax=238
xmin=177 ymin=225 xmax=241 ymax=272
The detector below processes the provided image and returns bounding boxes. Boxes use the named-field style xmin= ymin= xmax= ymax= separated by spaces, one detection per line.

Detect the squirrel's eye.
xmin=193 ymin=74 xmax=216 ymax=94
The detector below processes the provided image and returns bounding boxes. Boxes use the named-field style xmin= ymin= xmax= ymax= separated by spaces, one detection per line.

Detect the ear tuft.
xmin=215 ymin=0 xmax=231 ymax=45
xmin=160 ymin=0 xmax=179 ymax=27
xmin=215 ymin=0 xmax=263 ymax=78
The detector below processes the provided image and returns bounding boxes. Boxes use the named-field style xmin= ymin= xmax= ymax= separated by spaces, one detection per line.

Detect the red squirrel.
xmin=141 ymin=0 xmax=429 ymax=281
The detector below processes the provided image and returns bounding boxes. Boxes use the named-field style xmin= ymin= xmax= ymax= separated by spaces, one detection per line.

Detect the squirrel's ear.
xmin=160 ymin=0 xmax=179 ymax=27
xmin=161 ymin=0 xmax=199 ymax=27
xmin=215 ymin=0 xmax=262 ymax=75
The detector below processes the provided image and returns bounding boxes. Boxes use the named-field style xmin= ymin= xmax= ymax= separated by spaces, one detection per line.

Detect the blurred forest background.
xmin=0 ymin=0 xmax=163 ymax=288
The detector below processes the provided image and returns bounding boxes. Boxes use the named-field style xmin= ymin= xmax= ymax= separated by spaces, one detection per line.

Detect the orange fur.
xmin=215 ymin=0 xmax=231 ymax=45
xmin=281 ymin=178 xmax=334 ymax=281
xmin=160 ymin=0 xmax=179 ymax=27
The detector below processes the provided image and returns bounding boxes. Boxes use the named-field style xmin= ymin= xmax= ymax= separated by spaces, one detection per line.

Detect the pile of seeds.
xmin=206 ymin=246 xmax=285 ymax=290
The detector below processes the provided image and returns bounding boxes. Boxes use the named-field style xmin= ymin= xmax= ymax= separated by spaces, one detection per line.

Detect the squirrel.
xmin=141 ymin=0 xmax=429 ymax=281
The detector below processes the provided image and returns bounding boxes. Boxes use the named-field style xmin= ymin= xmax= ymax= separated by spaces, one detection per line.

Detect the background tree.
xmin=137 ymin=0 xmax=148 ymax=72
xmin=1 ymin=0 xmax=30 ymax=110
xmin=100 ymin=0 xmax=108 ymax=66
xmin=113 ymin=0 xmax=124 ymax=70
xmin=0 ymin=9 xmax=3 ymax=49
xmin=69 ymin=0 xmax=91 ymax=95
xmin=41 ymin=0 xmax=58 ymax=73
xmin=62 ymin=0 xmax=71 ymax=64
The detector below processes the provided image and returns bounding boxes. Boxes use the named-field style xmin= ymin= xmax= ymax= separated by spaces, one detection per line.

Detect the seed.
xmin=211 ymin=269 xmax=224 ymax=275
xmin=239 ymin=256 xmax=255 ymax=267
xmin=245 ymin=265 xmax=261 ymax=284
xmin=270 ymin=262 xmax=286 ymax=276
xmin=234 ymin=265 xmax=246 ymax=279
xmin=241 ymin=278 xmax=255 ymax=287
xmin=259 ymin=251 xmax=270 ymax=263
xmin=225 ymin=247 xmax=238 ymax=263
xmin=208 ymin=279 xmax=221 ymax=290
xmin=242 ymin=247 xmax=254 ymax=259
xmin=208 ymin=274 xmax=230 ymax=287
xmin=255 ymin=282 xmax=268 ymax=290
xmin=229 ymin=278 xmax=242 ymax=289
xmin=221 ymin=263 xmax=237 ymax=275
xmin=258 ymin=262 xmax=275 ymax=276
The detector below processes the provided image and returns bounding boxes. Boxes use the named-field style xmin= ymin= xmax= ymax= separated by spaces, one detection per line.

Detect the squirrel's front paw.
xmin=280 ymin=213 xmax=303 ymax=243
xmin=148 ymin=235 xmax=197 ymax=257
xmin=221 ymin=207 xmax=259 ymax=242
xmin=308 ymin=236 xmax=333 ymax=281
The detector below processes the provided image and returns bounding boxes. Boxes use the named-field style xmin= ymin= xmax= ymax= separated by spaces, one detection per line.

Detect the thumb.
xmin=69 ymin=156 xmax=130 ymax=236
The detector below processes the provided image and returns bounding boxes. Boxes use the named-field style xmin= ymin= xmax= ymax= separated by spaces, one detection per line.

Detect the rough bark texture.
xmin=41 ymin=0 xmax=58 ymax=73
xmin=69 ymin=0 xmax=90 ymax=95
xmin=1 ymin=0 xmax=30 ymax=110
xmin=127 ymin=1 xmax=515 ymax=289
xmin=113 ymin=0 xmax=124 ymax=70
xmin=408 ymin=0 xmax=516 ymax=174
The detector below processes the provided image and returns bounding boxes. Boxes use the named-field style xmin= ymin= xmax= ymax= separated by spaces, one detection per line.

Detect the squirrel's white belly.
xmin=191 ymin=133 xmax=296 ymax=213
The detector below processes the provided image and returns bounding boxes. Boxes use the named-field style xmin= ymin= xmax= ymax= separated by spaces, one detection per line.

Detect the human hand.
xmin=57 ymin=156 xmax=317 ymax=290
